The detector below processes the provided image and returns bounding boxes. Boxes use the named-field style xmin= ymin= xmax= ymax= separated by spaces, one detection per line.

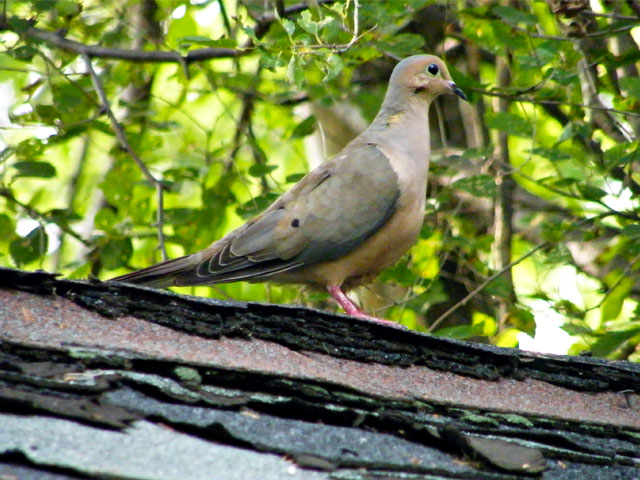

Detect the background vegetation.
xmin=1 ymin=0 xmax=639 ymax=359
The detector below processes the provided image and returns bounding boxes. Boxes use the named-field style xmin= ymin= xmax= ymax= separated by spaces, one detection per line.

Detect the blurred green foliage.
xmin=0 ymin=0 xmax=639 ymax=360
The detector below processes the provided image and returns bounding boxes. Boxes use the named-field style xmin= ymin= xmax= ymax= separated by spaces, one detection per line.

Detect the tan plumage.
xmin=109 ymin=55 xmax=467 ymax=322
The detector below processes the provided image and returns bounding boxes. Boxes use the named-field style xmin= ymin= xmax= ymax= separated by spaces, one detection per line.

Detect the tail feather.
xmin=109 ymin=253 xmax=202 ymax=288
xmin=108 ymin=250 xmax=303 ymax=288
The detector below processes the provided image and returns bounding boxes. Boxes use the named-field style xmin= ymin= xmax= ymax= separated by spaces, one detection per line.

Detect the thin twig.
xmin=584 ymin=252 xmax=640 ymax=312
xmin=427 ymin=210 xmax=624 ymax=332
xmin=510 ymin=23 xmax=637 ymax=41
xmin=0 ymin=188 xmax=89 ymax=246
xmin=81 ymin=54 xmax=167 ymax=260
xmin=473 ymin=89 xmax=640 ymax=118
xmin=580 ymin=10 xmax=638 ymax=20
xmin=427 ymin=241 xmax=549 ymax=333
xmin=337 ymin=0 xmax=359 ymax=52
xmin=0 ymin=1 xmax=334 ymax=64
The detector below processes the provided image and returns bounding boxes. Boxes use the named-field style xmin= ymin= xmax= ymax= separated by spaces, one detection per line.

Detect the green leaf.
xmin=56 ymin=0 xmax=81 ymax=17
xmin=286 ymin=173 xmax=306 ymax=183
xmin=248 ymin=163 xmax=277 ymax=178
xmin=163 ymin=208 xmax=195 ymax=225
xmin=34 ymin=0 xmax=56 ymax=12
xmin=240 ymin=24 xmax=259 ymax=44
xmin=0 ymin=214 xmax=14 ymax=240
xmin=8 ymin=46 xmax=39 ymax=62
xmin=529 ymin=147 xmax=571 ymax=162
xmin=603 ymin=143 xmax=640 ymax=169
xmin=601 ymin=276 xmax=634 ymax=322
xmin=378 ymin=33 xmax=425 ymax=59
xmin=492 ymin=5 xmax=537 ymax=26
xmin=551 ymin=177 xmax=578 ymax=188
xmin=34 ymin=105 xmax=59 ymax=123
xmin=622 ymin=225 xmax=640 ymax=239
xmin=486 ymin=112 xmax=532 ymax=137
xmin=472 ymin=311 xmax=497 ymax=336
xmin=0 ymin=147 xmax=15 ymax=164
xmin=12 ymin=161 xmax=57 ymax=179
xmin=321 ymin=54 xmax=343 ymax=82
xmin=452 ymin=174 xmax=496 ymax=197
xmin=94 ymin=208 xmax=118 ymax=233
xmin=620 ymin=77 xmax=640 ymax=100
xmin=378 ymin=259 xmax=419 ymax=287
xmin=8 ymin=17 xmax=32 ymax=33
xmin=297 ymin=10 xmax=332 ymax=35
xmin=591 ymin=327 xmax=640 ymax=357
xmin=290 ymin=115 xmax=317 ymax=138
xmin=555 ymin=122 xmax=590 ymax=144
xmin=577 ymin=184 xmax=607 ymax=202
xmin=15 ymin=139 xmax=45 ymax=158
xmin=10 ymin=226 xmax=48 ymax=266
xmin=236 ymin=193 xmax=280 ymax=219
xmin=287 ymin=56 xmax=304 ymax=90
xmin=494 ymin=327 xmax=521 ymax=348
xmin=508 ymin=308 xmax=535 ymax=337
xmin=281 ymin=18 xmax=296 ymax=37
xmin=561 ymin=322 xmax=593 ymax=335
xmin=433 ymin=324 xmax=478 ymax=340
xmin=100 ymin=238 xmax=133 ymax=270
xmin=544 ymin=244 xmax=572 ymax=266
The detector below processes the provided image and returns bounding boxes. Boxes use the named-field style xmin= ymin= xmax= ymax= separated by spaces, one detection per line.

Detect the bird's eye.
xmin=426 ymin=63 xmax=439 ymax=76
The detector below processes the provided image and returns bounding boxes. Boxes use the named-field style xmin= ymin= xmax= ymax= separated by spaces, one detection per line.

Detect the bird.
xmin=109 ymin=54 xmax=467 ymax=324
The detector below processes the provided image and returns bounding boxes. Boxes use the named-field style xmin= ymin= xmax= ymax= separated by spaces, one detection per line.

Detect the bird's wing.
xmin=111 ymin=142 xmax=401 ymax=287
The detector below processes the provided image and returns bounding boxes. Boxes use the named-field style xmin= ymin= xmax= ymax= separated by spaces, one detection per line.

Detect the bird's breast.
xmin=284 ymin=178 xmax=426 ymax=289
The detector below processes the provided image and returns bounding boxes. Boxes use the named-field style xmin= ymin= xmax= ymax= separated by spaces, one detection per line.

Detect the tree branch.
xmin=491 ymin=54 xmax=517 ymax=330
xmin=0 ymin=1 xmax=336 ymax=64
xmin=0 ymin=188 xmax=89 ymax=247
xmin=82 ymin=54 xmax=167 ymax=260
xmin=474 ymin=89 xmax=640 ymax=118
xmin=627 ymin=0 xmax=640 ymax=19
xmin=428 ymin=241 xmax=549 ymax=333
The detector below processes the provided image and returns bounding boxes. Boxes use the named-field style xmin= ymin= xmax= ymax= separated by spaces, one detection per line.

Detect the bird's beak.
xmin=448 ymin=81 xmax=468 ymax=101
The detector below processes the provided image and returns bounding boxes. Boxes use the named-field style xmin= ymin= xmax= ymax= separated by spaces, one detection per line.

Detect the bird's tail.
xmin=108 ymin=253 xmax=204 ymax=288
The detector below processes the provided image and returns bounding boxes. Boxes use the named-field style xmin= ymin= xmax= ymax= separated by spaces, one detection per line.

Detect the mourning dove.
xmin=110 ymin=55 xmax=467 ymax=324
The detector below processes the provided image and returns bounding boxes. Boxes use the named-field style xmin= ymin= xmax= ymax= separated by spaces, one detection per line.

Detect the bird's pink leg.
xmin=327 ymin=285 xmax=397 ymax=326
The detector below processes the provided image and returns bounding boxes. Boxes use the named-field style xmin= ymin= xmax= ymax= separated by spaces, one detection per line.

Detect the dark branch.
xmin=0 ymin=1 xmax=336 ymax=64
xmin=82 ymin=54 xmax=168 ymax=260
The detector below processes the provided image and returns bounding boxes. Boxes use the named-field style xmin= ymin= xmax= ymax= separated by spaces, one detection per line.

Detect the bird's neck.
xmin=368 ymin=92 xmax=432 ymax=135
xmin=365 ymin=95 xmax=432 ymax=169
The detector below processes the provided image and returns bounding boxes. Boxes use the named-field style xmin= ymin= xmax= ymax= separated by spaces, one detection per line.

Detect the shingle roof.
xmin=1 ymin=266 xmax=638 ymax=479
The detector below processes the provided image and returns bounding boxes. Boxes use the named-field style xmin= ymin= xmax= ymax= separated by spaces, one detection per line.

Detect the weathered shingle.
xmin=0 ymin=266 xmax=638 ymax=479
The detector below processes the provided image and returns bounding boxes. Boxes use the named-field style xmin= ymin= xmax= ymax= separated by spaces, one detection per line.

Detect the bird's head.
xmin=388 ymin=54 xmax=467 ymax=102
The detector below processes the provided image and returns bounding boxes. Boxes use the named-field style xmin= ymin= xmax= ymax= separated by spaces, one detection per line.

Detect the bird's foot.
xmin=327 ymin=285 xmax=402 ymax=327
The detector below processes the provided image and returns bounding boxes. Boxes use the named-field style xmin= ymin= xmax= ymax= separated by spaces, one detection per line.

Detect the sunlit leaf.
xmin=378 ymin=33 xmax=425 ymax=59
xmin=290 ymin=115 xmax=317 ymax=138
xmin=486 ymin=112 xmax=532 ymax=137
xmin=622 ymin=225 xmax=640 ymax=239
xmin=492 ymin=5 xmax=537 ymax=26
xmin=321 ymin=54 xmax=343 ymax=82
xmin=12 ymin=161 xmax=56 ymax=178
xmin=591 ymin=327 xmax=640 ymax=357
xmin=601 ymin=275 xmax=634 ymax=322
xmin=248 ymin=164 xmax=278 ymax=178
xmin=620 ymin=77 xmax=640 ymax=100
xmin=433 ymin=324 xmax=477 ymax=339
xmin=287 ymin=56 xmax=304 ymax=90
xmin=10 ymin=226 xmax=48 ymax=266
xmin=452 ymin=174 xmax=496 ymax=197
xmin=577 ymin=184 xmax=607 ymax=202
xmin=494 ymin=327 xmax=521 ymax=348
xmin=100 ymin=238 xmax=133 ymax=270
